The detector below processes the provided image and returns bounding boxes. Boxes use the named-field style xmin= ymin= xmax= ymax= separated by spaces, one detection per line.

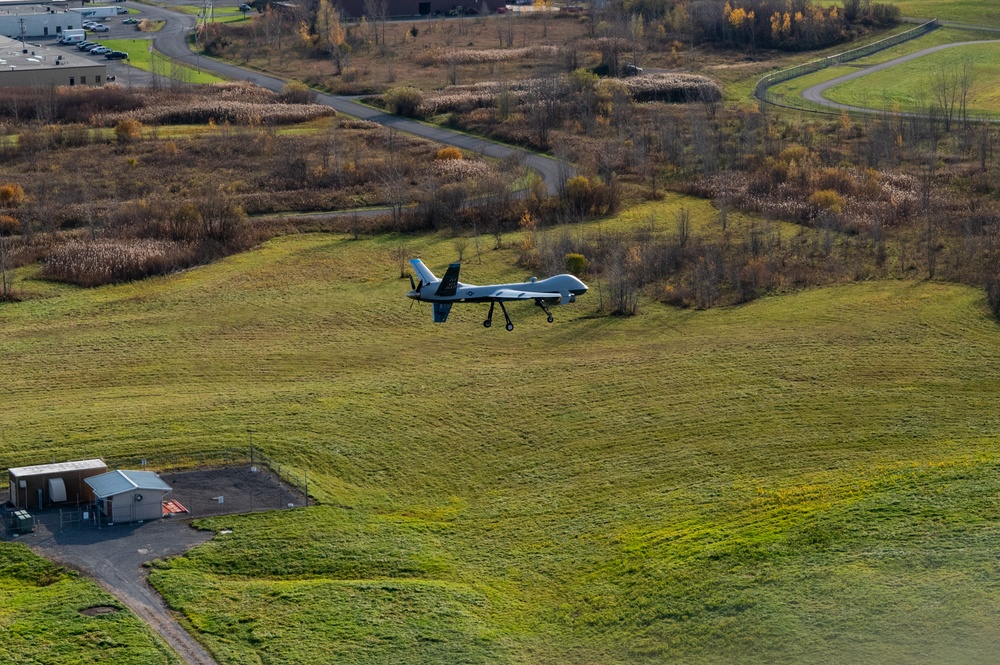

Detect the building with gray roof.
xmin=85 ymin=470 xmax=173 ymax=523
xmin=0 ymin=34 xmax=106 ymax=87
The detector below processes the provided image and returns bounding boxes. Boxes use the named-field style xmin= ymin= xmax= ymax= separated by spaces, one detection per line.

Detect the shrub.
xmin=280 ymin=81 xmax=317 ymax=104
xmin=809 ymin=189 xmax=845 ymax=214
xmin=0 ymin=214 xmax=19 ymax=236
xmin=565 ymin=175 xmax=592 ymax=216
xmin=384 ymin=86 xmax=423 ymax=118
xmin=0 ymin=183 xmax=25 ymax=208
xmin=115 ymin=118 xmax=143 ymax=144
xmin=564 ymin=253 xmax=588 ymax=276
xmin=435 ymin=147 xmax=463 ymax=160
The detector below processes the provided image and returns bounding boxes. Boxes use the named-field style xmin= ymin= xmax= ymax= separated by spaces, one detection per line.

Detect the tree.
xmin=314 ymin=0 xmax=349 ymax=74
xmin=389 ymin=243 xmax=408 ymax=278
xmin=931 ymin=63 xmax=959 ymax=131
xmin=363 ymin=0 xmax=388 ymax=46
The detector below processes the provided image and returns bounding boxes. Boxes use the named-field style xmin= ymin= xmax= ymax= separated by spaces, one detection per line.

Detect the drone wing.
xmin=487 ymin=289 xmax=558 ymax=301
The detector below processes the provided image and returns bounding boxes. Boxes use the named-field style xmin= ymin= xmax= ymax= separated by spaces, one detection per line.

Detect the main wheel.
xmin=547 ymin=315 xmax=554 ymax=323
xmin=506 ymin=323 xmax=514 ymax=331
xmin=483 ymin=320 xmax=491 ymax=328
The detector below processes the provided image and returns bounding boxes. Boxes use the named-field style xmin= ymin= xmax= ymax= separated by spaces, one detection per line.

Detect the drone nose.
xmin=407 ymin=290 xmax=419 ymax=300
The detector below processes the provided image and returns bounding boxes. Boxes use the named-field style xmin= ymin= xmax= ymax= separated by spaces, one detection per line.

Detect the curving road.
xmin=801 ymin=39 xmax=1000 ymax=114
xmin=140 ymin=3 xmax=571 ymax=195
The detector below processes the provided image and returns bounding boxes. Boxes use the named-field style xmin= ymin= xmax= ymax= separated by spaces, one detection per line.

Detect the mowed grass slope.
xmin=0 ymin=543 xmax=180 ymax=664
xmin=825 ymin=41 xmax=1000 ymax=114
xmin=5 ymin=228 xmax=1000 ymax=662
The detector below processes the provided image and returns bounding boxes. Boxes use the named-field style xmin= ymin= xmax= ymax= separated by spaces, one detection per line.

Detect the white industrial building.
xmin=85 ymin=470 xmax=173 ymax=524
xmin=0 ymin=34 xmax=106 ymax=86
xmin=0 ymin=3 xmax=83 ymax=39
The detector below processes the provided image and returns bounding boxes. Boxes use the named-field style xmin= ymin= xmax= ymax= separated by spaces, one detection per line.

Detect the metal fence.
xmin=754 ymin=20 xmax=939 ymax=113
xmin=1 ymin=447 xmax=311 ymax=504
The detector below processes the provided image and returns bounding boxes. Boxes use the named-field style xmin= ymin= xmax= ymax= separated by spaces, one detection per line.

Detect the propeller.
xmin=407 ymin=273 xmax=423 ymax=310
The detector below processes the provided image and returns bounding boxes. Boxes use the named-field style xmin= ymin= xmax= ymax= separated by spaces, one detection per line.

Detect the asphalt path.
xmin=25 ymin=518 xmax=217 ymax=665
xmin=139 ymin=3 xmax=571 ymax=195
xmin=801 ymin=40 xmax=1000 ymax=114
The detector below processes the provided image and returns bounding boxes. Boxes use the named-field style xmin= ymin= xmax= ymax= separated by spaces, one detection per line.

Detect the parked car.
xmin=83 ymin=43 xmax=104 ymax=51
xmin=105 ymin=50 xmax=128 ymax=60
xmin=116 ymin=6 xmax=128 ymax=13
xmin=239 ymin=3 xmax=251 ymax=11
xmin=83 ymin=21 xmax=97 ymax=29
xmin=90 ymin=46 xmax=111 ymax=55
xmin=494 ymin=5 xmax=507 ymax=12
xmin=122 ymin=17 xmax=138 ymax=23
xmin=622 ymin=63 xmax=643 ymax=76
xmin=91 ymin=24 xmax=109 ymax=32
xmin=76 ymin=41 xmax=94 ymax=49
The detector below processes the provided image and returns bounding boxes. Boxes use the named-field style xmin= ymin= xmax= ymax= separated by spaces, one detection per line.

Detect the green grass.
xmin=0 ymin=543 xmax=180 ymax=664
xmin=766 ymin=65 xmax=855 ymax=111
xmin=825 ymin=41 xmax=1000 ymax=115
xmin=894 ymin=0 xmax=1000 ymax=25
xmin=815 ymin=0 xmax=1000 ymax=26
xmin=173 ymin=4 xmax=253 ymax=23
xmin=100 ymin=38 xmax=227 ymax=84
xmin=6 ymin=213 xmax=1000 ymax=662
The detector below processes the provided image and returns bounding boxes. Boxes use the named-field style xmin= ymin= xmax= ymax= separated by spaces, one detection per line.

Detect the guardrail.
xmin=754 ymin=19 xmax=938 ymax=112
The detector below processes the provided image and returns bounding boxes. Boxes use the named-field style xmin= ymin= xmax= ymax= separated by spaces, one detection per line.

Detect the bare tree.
xmin=363 ymin=0 xmax=388 ymax=46
xmin=389 ymin=243 xmax=408 ymax=278
xmin=959 ymin=58 xmax=975 ymax=128
xmin=452 ymin=237 xmax=469 ymax=262
xmin=0 ymin=233 xmax=11 ymax=301
xmin=932 ymin=63 xmax=959 ymax=131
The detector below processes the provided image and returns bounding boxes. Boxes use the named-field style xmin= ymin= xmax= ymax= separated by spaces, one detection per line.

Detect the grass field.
xmin=893 ymin=0 xmax=1000 ymax=25
xmin=0 ymin=543 xmax=179 ymax=663
xmin=100 ymin=38 xmax=227 ymax=84
xmin=173 ymin=5 xmax=252 ymax=24
xmin=825 ymin=41 xmax=1000 ymax=115
xmin=4 ymin=209 xmax=1000 ymax=662
xmin=815 ymin=0 xmax=1000 ymax=26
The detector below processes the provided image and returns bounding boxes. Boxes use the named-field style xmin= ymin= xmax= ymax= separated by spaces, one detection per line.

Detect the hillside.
xmin=4 ymin=229 xmax=1000 ymax=663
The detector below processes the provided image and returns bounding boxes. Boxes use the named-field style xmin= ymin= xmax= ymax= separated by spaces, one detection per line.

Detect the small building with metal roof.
xmin=8 ymin=458 xmax=108 ymax=510
xmin=85 ymin=470 xmax=172 ymax=524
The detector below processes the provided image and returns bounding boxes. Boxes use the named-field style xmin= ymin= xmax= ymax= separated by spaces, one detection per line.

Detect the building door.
xmin=43 ymin=27 xmax=48 ymax=35
xmin=419 ymin=2 xmax=430 ymax=13
xmin=69 ymin=77 xmax=75 ymax=86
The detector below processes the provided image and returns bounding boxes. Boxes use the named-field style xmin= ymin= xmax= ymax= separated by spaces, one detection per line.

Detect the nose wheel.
xmin=536 ymin=300 xmax=555 ymax=324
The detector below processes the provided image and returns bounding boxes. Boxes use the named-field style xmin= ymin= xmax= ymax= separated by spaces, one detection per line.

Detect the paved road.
xmin=801 ymin=40 xmax=1000 ymax=113
xmin=138 ymin=3 xmax=571 ymax=195
xmin=25 ymin=518 xmax=217 ymax=665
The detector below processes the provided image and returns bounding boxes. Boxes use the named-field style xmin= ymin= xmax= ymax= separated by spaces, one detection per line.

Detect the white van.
xmin=59 ymin=29 xmax=86 ymax=44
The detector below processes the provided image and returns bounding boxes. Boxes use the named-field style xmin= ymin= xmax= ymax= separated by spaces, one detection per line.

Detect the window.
xmin=69 ymin=77 xmax=75 ymax=86
xmin=56 ymin=26 xmax=62 ymax=33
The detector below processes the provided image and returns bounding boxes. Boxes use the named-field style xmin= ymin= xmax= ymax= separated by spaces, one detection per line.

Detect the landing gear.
xmin=536 ymin=299 xmax=554 ymax=324
xmin=499 ymin=301 xmax=514 ymax=332
xmin=485 ymin=301 xmax=515 ymax=331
